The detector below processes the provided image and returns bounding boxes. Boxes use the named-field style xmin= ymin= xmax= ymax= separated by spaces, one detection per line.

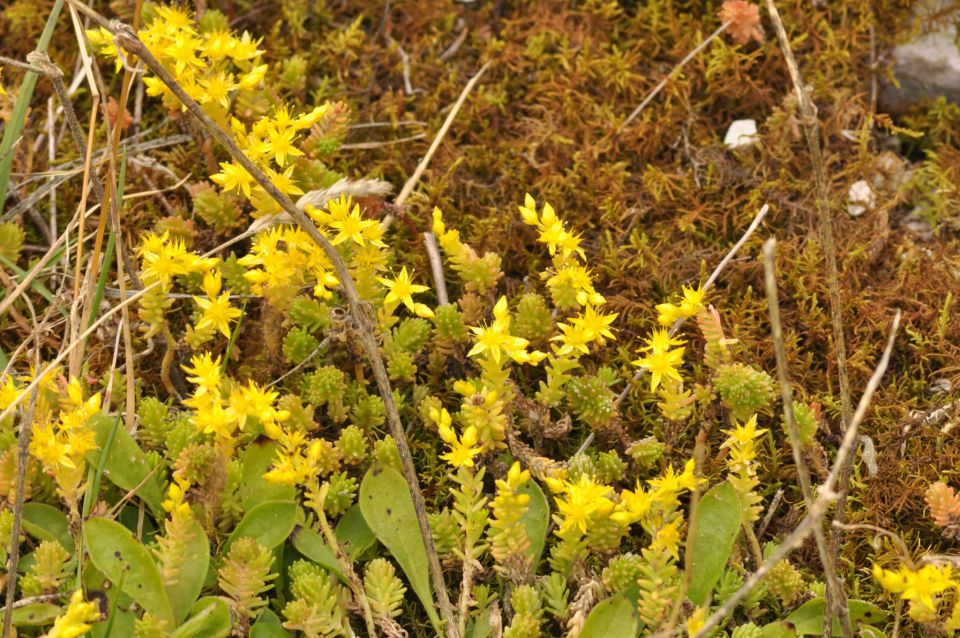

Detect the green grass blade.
xmin=0 ymin=0 xmax=66 ymax=207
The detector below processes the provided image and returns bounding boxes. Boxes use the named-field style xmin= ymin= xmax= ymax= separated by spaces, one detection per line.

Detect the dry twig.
xmin=764 ymin=238 xmax=852 ymax=638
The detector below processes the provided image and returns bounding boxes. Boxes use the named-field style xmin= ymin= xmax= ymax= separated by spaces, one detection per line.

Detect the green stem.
xmin=0 ymin=0 xmax=65 ymax=207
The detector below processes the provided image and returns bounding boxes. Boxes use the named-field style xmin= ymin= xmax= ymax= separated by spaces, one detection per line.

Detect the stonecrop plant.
xmin=0 ymin=1 xmax=943 ymax=638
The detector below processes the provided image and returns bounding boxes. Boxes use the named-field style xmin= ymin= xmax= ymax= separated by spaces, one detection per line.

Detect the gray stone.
xmin=881 ymin=11 xmax=960 ymax=112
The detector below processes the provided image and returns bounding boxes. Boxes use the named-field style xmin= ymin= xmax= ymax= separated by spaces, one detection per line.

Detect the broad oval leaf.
xmin=11 ymin=603 xmax=60 ymax=626
xmin=166 ymin=518 xmax=211 ymax=623
xmin=360 ymin=464 xmax=441 ymax=633
xmin=223 ymin=500 xmax=296 ymax=553
xmin=83 ymin=517 xmax=173 ymax=626
xmin=687 ymin=481 xmax=741 ymax=605
xmin=241 ymin=440 xmax=296 ymax=509
xmin=86 ymin=415 xmax=164 ymax=517
xmin=289 ymin=525 xmax=347 ymax=582
xmin=758 ymin=622 xmax=798 ymax=638
xmin=21 ymin=503 xmax=71 ymax=552
xmin=579 ymin=595 xmax=639 ymax=638
xmin=518 ymin=480 xmax=549 ymax=567
xmin=785 ymin=598 xmax=888 ymax=635
xmin=251 ymin=609 xmax=294 ymax=638
xmin=335 ymin=505 xmax=376 ymax=559
xmin=171 ymin=597 xmax=231 ymax=638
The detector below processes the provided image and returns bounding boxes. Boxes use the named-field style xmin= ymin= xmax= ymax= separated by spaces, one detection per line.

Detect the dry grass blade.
xmin=388 ymin=59 xmax=492 ymax=218
xmin=763 ymin=237 xmax=852 ymax=638
xmin=762 ymin=3 xmax=855 ymax=633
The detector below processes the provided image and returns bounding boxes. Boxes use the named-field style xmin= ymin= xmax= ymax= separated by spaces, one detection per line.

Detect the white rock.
xmin=723 ymin=119 xmax=758 ymax=149
xmin=847 ymin=180 xmax=876 ymax=217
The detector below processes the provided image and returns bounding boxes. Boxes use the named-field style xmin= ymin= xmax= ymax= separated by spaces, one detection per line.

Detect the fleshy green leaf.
xmin=687 ymin=481 xmax=741 ymax=605
xmin=171 ymin=597 xmax=231 ymax=638
xmin=251 ymin=609 xmax=294 ymax=638
xmin=223 ymin=500 xmax=296 ymax=553
xmin=785 ymin=598 xmax=888 ymax=635
xmin=758 ymin=622 xmax=798 ymax=638
xmin=240 ymin=440 xmax=296 ymax=509
xmin=83 ymin=517 xmax=173 ymax=626
xmin=289 ymin=525 xmax=347 ymax=582
xmin=85 ymin=415 xmax=164 ymax=517
xmin=359 ymin=464 xmax=441 ymax=633
xmin=579 ymin=595 xmax=639 ymax=638
xmin=11 ymin=603 xmax=60 ymax=627
xmin=166 ymin=518 xmax=210 ymax=623
xmin=335 ymin=505 xmax=376 ymax=559
xmin=21 ymin=503 xmax=72 ymax=552
xmin=518 ymin=479 xmax=549 ymax=566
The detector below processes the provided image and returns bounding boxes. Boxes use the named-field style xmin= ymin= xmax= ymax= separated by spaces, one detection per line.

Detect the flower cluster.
xmin=632 ymin=285 xmax=706 ymax=395
xmin=874 ymin=562 xmax=960 ymax=626
xmin=45 ymin=589 xmax=100 ymax=638
xmin=88 ymin=5 xmax=266 ymax=117
xmin=29 ymin=377 xmax=101 ymax=508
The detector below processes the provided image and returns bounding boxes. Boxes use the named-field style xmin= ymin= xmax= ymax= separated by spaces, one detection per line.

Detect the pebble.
xmin=723 ymin=119 xmax=758 ymax=149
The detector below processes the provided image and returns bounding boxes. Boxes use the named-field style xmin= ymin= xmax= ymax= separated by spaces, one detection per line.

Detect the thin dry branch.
xmin=763 ymin=238 xmax=852 ymax=638
xmin=618 ymin=22 xmax=730 ymax=133
xmin=1 ymin=385 xmax=38 ymax=637
xmin=424 ymin=231 xmax=449 ymax=306
xmin=390 ymin=59 xmax=492 ymax=211
xmin=762 ymin=4 xmax=854 ymax=634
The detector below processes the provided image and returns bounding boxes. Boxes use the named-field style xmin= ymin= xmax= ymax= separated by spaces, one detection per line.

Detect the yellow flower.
xmin=518 ymin=194 xmax=585 ymax=260
xmin=46 ymin=589 xmax=100 ymax=638
xmin=194 ymin=291 xmax=242 ymax=338
xmin=648 ymin=460 xmax=700 ymax=507
xmin=329 ymin=204 xmax=379 ymax=247
xmin=632 ymin=329 xmax=685 ymax=392
xmin=441 ymin=425 xmax=481 ymax=469
xmin=0 ymin=375 xmax=18 ymax=410
xmin=192 ymin=396 xmax=234 ymax=440
xmin=182 ymin=352 xmax=222 ymax=397
xmin=551 ymin=323 xmax=591 ymax=358
xmin=211 ymin=161 xmax=255 ymax=197
xmin=468 ymin=297 xmax=543 ymax=365
xmin=651 ymin=517 xmax=684 ymax=561
xmin=685 ymin=607 xmax=706 ymax=637
xmin=569 ymin=305 xmax=618 ymax=345
xmin=554 ymin=475 xmax=615 ymax=536
xmin=611 ymin=482 xmax=652 ymax=526
xmin=264 ymin=122 xmax=304 ymax=167
xmin=199 ymin=71 xmax=235 ymax=107
xmin=656 ymin=284 xmax=706 ymax=326
xmin=378 ymin=267 xmax=434 ymax=317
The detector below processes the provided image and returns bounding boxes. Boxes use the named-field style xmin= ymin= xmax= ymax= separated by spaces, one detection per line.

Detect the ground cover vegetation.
xmin=1 ymin=0 xmax=960 ymax=636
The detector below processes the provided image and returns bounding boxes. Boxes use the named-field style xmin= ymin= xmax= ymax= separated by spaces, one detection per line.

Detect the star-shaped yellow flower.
xmin=378 ymin=267 xmax=434 ymax=317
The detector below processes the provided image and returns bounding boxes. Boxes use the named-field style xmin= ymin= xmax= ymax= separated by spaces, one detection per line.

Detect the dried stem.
xmin=389 ymin=60 xmax=492 ymax=213
xmin=763 ymin=238 xmax=852 ymax=638
xmin=424 ymin=231 xmax=449 ymax=306
xmin=63 ymin=7 xmax=460 ymax=633
xmin=763 ymin=4 xmax=854 ymax=635
xmin=693 ymin=309 xmax=900 ymax=638
xmin=315 ymin=484 xmax=380 ymax=638
xmin=616 ymin=203 xmax=769 ymax=407
xmin=2 ymin=387 xmax=38 ymax=638
xmin=618 ymin=22 xmax=730 ymax=132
